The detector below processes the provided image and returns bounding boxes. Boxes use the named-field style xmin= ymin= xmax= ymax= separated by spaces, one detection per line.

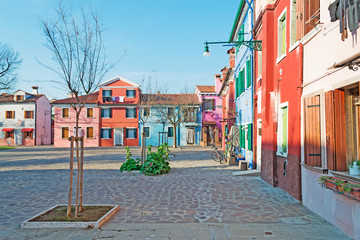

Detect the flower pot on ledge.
xmin=349 ymin=162 xmax=360 ymax=175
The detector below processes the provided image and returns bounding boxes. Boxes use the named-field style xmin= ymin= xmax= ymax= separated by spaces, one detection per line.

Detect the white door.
xmin=257 ymin=120 xmax=262 ymax=170
xmin=186 ymin=128 xmax=195 ymax=145
xmin=15 ymin=130 xmax=22 ymax=145
xmin=114 ymin=128 xmax=123 ymax=146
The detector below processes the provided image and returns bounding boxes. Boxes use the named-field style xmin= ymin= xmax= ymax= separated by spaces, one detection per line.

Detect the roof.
xmin=218 ymin=68 xmax=234 ymax=96
xmin=0 ymin=93 xmax=43 ymax=103
xmin=141 ymin=94 xmax=200 ymax=105
xmin=229 ymin=0 xmax=245 ymax=41
xmin=196 ymin=86 xmax=216 ymax=93
xmin=99 ymin=76 xmax=140 ymax=88
xmin=52 ymin=91 xmax=99 ymax=104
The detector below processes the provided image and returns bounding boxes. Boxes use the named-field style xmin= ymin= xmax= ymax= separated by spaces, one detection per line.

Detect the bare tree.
xmin=0 ymin=43 xmax=22 ymax=90
xmin=144 ymin=93 xmax=200 ymax=148
xmin=40 ymin=3 xmax=118 ymax=217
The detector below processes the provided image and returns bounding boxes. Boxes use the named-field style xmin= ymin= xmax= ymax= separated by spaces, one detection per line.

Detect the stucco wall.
xmin=35 ymin=96 xmax=52 ymax=145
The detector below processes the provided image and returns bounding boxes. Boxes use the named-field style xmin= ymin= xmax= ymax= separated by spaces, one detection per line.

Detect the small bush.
xmin=120 ymin=146 xmax=141 ymax=172
xmin=141 ymin=143 xmax=171 ymax=176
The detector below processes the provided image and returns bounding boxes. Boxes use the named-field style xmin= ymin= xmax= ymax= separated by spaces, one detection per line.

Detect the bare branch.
xmin=0 ymin=42 xmax=22 ymax=90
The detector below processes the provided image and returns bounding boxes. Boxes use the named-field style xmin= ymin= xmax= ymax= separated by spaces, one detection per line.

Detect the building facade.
xmin=0 ymin=87 xmax=51 ymax=146
xmin=139 ymin=94 xmax=201 ymax=147
xmin=231 ymin=0 xmax=255 ymax=168
xmin=52 ymin=92 xmax=100 ymax=148
xmin=300 ymin=0 xmax=360 ymax=238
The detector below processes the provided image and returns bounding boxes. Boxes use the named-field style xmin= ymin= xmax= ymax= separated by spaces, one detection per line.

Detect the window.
xmin=236 ymin=24 xmax=244 ymax=54
xmin=62 ymin=127 xmax=69 ymax=139
xmin=257 ymin=51 xmax=262 ymax=80
xmin=290 ymin=0 xmax=297 ymax=46
xmin=87 ymin=108 xmax=94 ymax=118
xmin=303 ymin=0 xmax=320 ymax=36
xmin=101 ymin=128 xmax=112 ymax=139
xmin=86 ymin=127 xmax=94 ymax=138
xmin=184 ymin=108 xmax=197 ymax=122
xmin=126 ymin=128 xmax=137 ymax=139
xmin=24 ymin=111 xmax=34 ymax=119
xmin=144 ymin=127 xmax=150 ymax=137
xmin=16 ymin=95 xmax=24 ymax=101
xmin=203 ymin=99 xmax=215 ymax=111
xmin=126 ymin=108 xmax=136 ymax=118
xmin=168 ymin=127 xmax=174 ymax=137
xmin=258 ymin=89 xmax=262 ymax=114
xmin=62 ymin=108 xmax=69 ymax=118
xmin=126 ymin=89 xmax=136 ymax=98
xmin=5 ymin=111 xmax=15 ymax=119
xmin=304 ymin=95 xmax=321 ymax=167
xmin=277 ymin=103 xmax=288 ymax=157
xmin=24 ymin=131 xmax=33 ymax=139
xmin=5 ymin=130 xmax=14 ymax=138
xmin=236 ymin=69 xmax=245 ymax=98
xmin=102 ymin=90 xmax=112 ymax=97
xmin=143 ymin=107 xmax=150 ymax=117
xmin=278 ymin=10 xmax=286 ymax=59
xmin=101 ymin=108 xmax=112 ymax=118
xmin=246 ymin=58 xmax=252 ymax=88
xmin=168 ymin=107 xmax=174 ymax=116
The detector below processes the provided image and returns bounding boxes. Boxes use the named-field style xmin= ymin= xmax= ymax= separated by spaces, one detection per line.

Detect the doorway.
xmin=114 ymin=128 xmax=124 ymax=146
xmin=257 ymin=119 xmax=262 ymax=170
xmin=186 ymin=127 xmax=195 ymax=145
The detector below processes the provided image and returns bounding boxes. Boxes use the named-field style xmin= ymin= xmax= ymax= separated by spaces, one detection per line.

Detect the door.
xmin=15 ymin=130 xmax=22 ymax=145
xmin=256 ymin=120 xmax=262 ymax=170
xmin=114 ymin=128 xmax=123 ymax=146
xmin=186 ymin=128 xmax=195 ymax=145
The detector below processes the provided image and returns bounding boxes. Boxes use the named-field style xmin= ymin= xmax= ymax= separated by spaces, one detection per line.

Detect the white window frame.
xmin=86 ymin=126 xmax=95 ymax=139
xmin=258 ymin=89 xmax=262 ymax=114
xmin=277 ymin=102 xmax=289 ymax=157
xmin=86 ymin=108 xmax=94 ymax=118
xmin=277 ymin=8 xmax=287 ymax=63
xmin=289 ymin=0 xmax=299 ymax=52
xmin=143 ymin=107 xmax=151 ymax=117
xmin=143 ymin=126 xmax=151 ymax=138
xmin=168 ymin=126 xmax=174 ymax=138
xmin=101 ymin=107 xmax=111 ymax=119
xmin=257 ymin=51 xmax=262 ymax=81
xmin=126 ymin=127 xmax=137 ymax=139
xmin=62 ymin=108 xmax=70 ymax=118
xmin=101 ymin=128 xmax=112 ymax=139
xmin=61 ymin=126 xmax=70 ymax=139
xmin=126 ymin=107 xmax=136 ymax=119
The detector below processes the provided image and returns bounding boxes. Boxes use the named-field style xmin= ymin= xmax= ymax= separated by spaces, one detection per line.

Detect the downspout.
xmin=298 ymin=42 xmax=304 ymax=201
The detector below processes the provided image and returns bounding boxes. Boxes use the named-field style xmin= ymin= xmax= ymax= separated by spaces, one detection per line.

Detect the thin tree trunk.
xmin=173 ymin=124 xmax=177 ymax=148
xmin=75 ymin=111 xmax=80 ymax=217
xmin=67 ymin=136 xmax=74 ymax=217
xmin=79 ymin=135 xmax=84 ymax=212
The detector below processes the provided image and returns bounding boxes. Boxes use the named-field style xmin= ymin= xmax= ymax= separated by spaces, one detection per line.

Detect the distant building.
xmin=0 ymin=86 xmax=51 ymax=146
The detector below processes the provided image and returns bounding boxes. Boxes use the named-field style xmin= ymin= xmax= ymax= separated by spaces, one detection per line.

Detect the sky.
xmin=0 ymin=0 xmax=240 ymax=100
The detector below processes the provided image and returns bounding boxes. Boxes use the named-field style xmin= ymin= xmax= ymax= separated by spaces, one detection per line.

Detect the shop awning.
xmin=2 ymin=128 xmax=14 ymax=131
xmin=21 ymin=128 xmax=34 ymax=132
xmin=203 ymin=121 xmax=216 ymax=125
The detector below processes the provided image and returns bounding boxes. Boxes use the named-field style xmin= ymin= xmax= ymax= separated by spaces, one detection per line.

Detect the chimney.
xmin=227 ymin=47 xmax=236 ymax=68
xmin=67 ymin=92 xmax=75 ymax=98
xmin=221 ymin=66 xmax=228 ymax=81
xmin=32 ymin=86 xmax=39 ymax=94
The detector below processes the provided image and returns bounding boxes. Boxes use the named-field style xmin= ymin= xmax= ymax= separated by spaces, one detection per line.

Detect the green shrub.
xmin=141 ymin=143 xmax=171 ymax=176
xmin=120 ymin=146 xmax=141 ymax=172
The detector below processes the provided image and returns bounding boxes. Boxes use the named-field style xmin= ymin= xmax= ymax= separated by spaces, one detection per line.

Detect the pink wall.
xmin=201 ymin=95 xmax=223 ymax=131
xmin=53 ymin=106 xmax=100 ymax=147
xmin=35 ymin=96 xmax=52 ymax=145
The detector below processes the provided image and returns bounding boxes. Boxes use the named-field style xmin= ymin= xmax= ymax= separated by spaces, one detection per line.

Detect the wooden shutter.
xmin=247 ymin=123 xmax=252 ymax=151
xmin=211 ymin=99 xmax=215 ymax=111
xmin=325 ymin=90 xmax=347 ymax=171
xmin=296 ymin=0 xmax=304 ymax=39
xmin=246 ymin=59 xmax=251 ymax=88
xmin=304 ymin=96 xmax=321 ymax=167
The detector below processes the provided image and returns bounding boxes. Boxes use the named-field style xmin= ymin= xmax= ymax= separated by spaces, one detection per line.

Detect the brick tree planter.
xmin=21 ymin=204 xmax=119 ymax=229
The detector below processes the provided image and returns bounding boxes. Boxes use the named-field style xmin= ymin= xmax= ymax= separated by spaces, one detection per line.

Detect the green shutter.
xmin=240 ymin=125 xmax=246 ymax=149
xmin=240 ymin=24 xmax=244 ymax=42
xmin=282 ymin=107 xmax=288 ymax=153
xmin=246 ymin=59 xmax=251 ymax=88
xmin=240 ymin=70 xmax=245 ymax=95
xmin=247 ymin=123 xmax=252 ymax=151
xmin=236 ymin=75 xmax=239 ymax=98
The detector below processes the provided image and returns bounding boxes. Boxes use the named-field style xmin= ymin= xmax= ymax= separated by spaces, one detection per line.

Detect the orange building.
xmin=98 ymin=76 xmax=140 ymax=146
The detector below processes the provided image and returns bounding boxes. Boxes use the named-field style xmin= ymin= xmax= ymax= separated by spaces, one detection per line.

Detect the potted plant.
xmin=343 ymin=182 xmax=360 ymax=198
xmin=334 ymin=179 xmax=346 ymax=193
xmin=349 ymin=160 xmax=360 ymax=175
xmin=318 ymin=176 xmax=336 ymax=189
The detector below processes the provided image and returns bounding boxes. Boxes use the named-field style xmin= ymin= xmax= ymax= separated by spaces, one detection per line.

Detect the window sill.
xmin=276 ymin=151 xmax=288 ymax=157
xmin=300 ymin=163 xmax=328 ymax=174
xmin=289 ymin=41 xmax=299 ymax=53
xmin=257 ymin=77 xmax=262 ymax=82
xmin=330 ymin=171 xmax=360 ymax=184
xmin=276 ymin=53 xmax=286 ymax=64
xmin=126 ymin=138 xmax=136 ymax=139
xmin=101 ymin=138 xmax=111 ymax=139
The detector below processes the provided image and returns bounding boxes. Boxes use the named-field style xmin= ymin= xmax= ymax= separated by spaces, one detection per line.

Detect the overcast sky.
xmin=0 ymin=0 xmax=239 ymax=99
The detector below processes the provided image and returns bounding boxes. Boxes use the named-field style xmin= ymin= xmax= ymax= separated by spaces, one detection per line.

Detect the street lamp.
xmin=203 ymin=40 xmax=262 ymax=56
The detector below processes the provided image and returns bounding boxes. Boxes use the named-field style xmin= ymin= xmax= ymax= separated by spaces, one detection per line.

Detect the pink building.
xmin=52 ymin=92 xmax=100 ymax=148
xmin=0 ymin=87 xmax=51 ymax=146
xmin=196 ymin=75 xmax=223 ymax=146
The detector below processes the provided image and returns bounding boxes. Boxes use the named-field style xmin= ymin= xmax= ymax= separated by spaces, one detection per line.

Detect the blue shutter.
xmin=101 ymin=109 xmax=104 ymax=118
xmin=100 ymin=129 xmax=103 ymax=138
xmin=109 ymin=108 xmax=112 ymax=118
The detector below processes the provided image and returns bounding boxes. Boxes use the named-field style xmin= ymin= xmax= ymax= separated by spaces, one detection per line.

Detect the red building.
xmin=253 ymin=0 xmax=305 ymax=200
xmin=218 ymin=48 xmax=236 ymax=150
xmin=98 ymin=76 xmax=140 ymax=146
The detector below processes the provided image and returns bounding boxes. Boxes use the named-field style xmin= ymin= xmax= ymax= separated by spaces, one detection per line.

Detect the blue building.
xmin=139 ymin=94 xmax=201 ymax=147
xmin=230 ymin=0 xmax=254 ymax=168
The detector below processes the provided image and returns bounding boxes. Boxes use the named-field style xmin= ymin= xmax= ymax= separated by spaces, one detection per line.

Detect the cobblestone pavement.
xmin=0 ymin=146 xmax=351 ymax=240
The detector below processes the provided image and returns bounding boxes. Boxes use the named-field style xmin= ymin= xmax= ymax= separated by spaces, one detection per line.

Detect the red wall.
xmin=99 ymin=79 xmax=139 ymax=146
xmin=255 ymin=0 xmax=303 ymax=200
